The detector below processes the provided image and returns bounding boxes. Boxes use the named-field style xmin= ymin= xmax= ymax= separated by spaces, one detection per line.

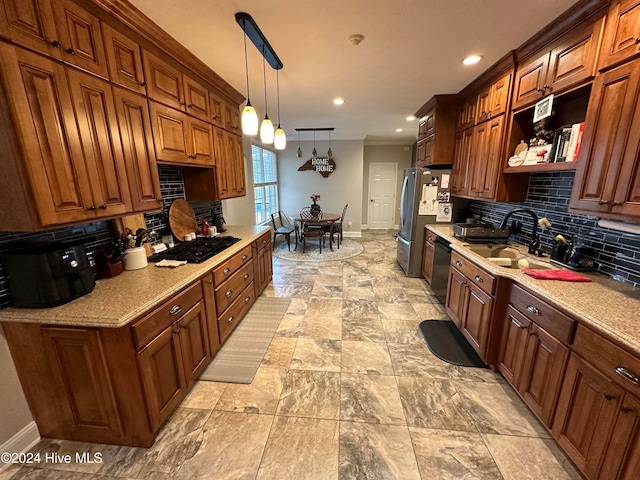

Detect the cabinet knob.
xmin=66 ymin=48 xmax=75 ymax=55
xmin=50 ymin=40 xmax=61 ymax=48
xmin=536 ymin=87 xmax=545 ymax=93
xmin=99 ymin=205 xmax=107 ymax=210
xmin=245 ymin=296 xmax=251 ymax=303
xmin=244 ymin=273 xmax=249 ymax=279
xmin=87 ymin=205 xmax=96 ymax=211
xmin=242 ymin=255 xmax=248 ymax=260
xmin=224 ymin=268 xmax=231 ymax=274
xmin=526 ymin=305 xmax=540 ymax=315
xmin=474 ymin=275 xmax=483 ymax=283
xmin=599 ymin=200 xmax=609 ymax=205
xmin=212 ymin=115 xmax=220 ymax=120
xmin=170 ymin=305 xmax=182 ymax=316
xmin=604 ymin=393 xmax=616 ymax=401
xmin=227 ymin=315 xmax=234 ymax=324
xmin=140 ymin=82 xmax=145 ymax=87
xmin=187 ymin=103 xmax=193 ymax=108
xmin=226 ymin=290 xmax=233 ymax=297
xmin=612 ymin=201 xmax=621 ymax=206
xmin=621 ymin=405 xmax=634 ymax=413
xmin=455 ymin=260 xmax=462 ymax=267
xmin=615 ymin=366 xmax=640 ymax=385
xmin=188 ymin=154 xmax=197 ymax=159
xmin=635 ymin=37 xmax=640 ymax=45
xmin=180 ymin=101 xmax=186 ymax=106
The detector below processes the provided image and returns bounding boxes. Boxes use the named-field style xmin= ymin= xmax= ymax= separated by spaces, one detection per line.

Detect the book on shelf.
xmin=554 ymin=127 xmax=572 ymax=163
xmin=570 ymin=122 xmax=585 ymax=162
xmin=548 ymin=122 xmax=585 ymax=163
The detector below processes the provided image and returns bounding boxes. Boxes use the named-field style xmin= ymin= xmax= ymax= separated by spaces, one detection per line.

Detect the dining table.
xmin=292 ymin=212 xmax=341 ymax=252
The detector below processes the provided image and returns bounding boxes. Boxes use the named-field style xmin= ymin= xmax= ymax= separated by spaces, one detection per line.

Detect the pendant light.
xmin=273 ymin=68 xmax=286 ymax=150
xmin=296 ymin=130 xmax=302 ymax=157
xmin=259 ymin=50 xmax=274 ymax=144
xmin=312 ymin=130 xmax=317 ymax=157
xmin=240 ymin=23 xmax=258 ymax=136
xmin=327 ymin=130 xmax=333 ymax=158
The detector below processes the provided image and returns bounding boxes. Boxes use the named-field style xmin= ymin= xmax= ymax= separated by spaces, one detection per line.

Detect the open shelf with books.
xmin=504 ymin=84 xmax=591 ymax=174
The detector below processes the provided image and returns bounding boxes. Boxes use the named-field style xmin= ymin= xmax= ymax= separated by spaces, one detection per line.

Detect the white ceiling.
xmin=130 ymin=0 xmax=578 ymax=143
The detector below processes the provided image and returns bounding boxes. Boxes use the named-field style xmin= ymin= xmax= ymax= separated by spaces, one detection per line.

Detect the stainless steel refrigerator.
xmin=397 ymin=166 xmax=453 ymax=277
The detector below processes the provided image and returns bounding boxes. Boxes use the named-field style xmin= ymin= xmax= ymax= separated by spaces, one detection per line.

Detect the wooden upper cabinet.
xmin=67 ymin=68 xmax=131 ymax=217
xmin=187 ymin=116 xmax=214 ymax=166
xmin=183 ymin=74 xmax=210 ymax=122
xmin=599 ymin=0 xmax=640 ymax=70
xmin=451 ymin=128 xmax=473 ymax=196
xmin=513 ymin=18 xmax=604 ymax=110
xmin=476 ymin=73 xmax=512 ymax=123
xmin=415 ymin=95 xmax=457 ymax=166
xmin=102 ymin=22 xmax=145 ymax=94
xmin=456 ymin=96 xmax=476 ymax=131
xmin=149 ymin=101 xmax=189 ymax=163
xmin=0 ymin=0 xmax=61 ymax=59
xmin=209 ymin=90 xmax=224 ymax=128
xmin=142 ymin=49 xmax=184 ymax=110
xmin=570 ymin=60 xmax=640 ymax=219
xmin=52 ymin=0 xmax=108 ymax=79
xmin=419 ymin=109 xmax=436 ymax=137
xmin=231 ymin=133 xmax=245 ymax=196
xmin=112 ymin=87 xmax=162 ymax=212
xmin=223 ymin=100 xmax=241 ymax=134
xmin=0 ymin=43 xmax=94 ymax=229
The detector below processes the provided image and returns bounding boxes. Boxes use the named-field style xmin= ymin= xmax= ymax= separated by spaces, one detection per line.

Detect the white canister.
xmin=208 ymin=226 xmax=217 ymax=236
xmin=123 ymin=247 xmax=148 ymax=270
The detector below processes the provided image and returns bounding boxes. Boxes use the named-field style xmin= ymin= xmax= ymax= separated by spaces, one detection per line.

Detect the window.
xmin=252 ymin=144 xmax=277 ymax=224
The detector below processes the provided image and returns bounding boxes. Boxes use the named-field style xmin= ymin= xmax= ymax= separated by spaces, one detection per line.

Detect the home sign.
xmin=298 ymin=157 xmax=336 ymax=178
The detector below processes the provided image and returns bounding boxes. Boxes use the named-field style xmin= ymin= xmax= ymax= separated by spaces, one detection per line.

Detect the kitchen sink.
xmin=463 ymin=244 xmax=555 ymax=270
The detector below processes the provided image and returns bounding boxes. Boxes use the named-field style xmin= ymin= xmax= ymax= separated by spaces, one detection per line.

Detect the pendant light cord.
xmin=243 ymin=22 xmax=251 ymax=102
xmin=276 ymin=68 xmax=281 ymax=127
xmin=262 ymin=48 xmax=268 ymax=116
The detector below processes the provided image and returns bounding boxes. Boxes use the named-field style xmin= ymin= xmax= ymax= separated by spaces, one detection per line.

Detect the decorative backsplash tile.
xmin=468 ymin=171 xmax=640 ymax=287
xmin=0 ymin=164 xmax=222 ymax=308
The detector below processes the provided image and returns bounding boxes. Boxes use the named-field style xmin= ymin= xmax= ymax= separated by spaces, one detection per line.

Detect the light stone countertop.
xmin=427 ymin=224 xmax=640 ymax=355
xmin=0 ymin=225 xmax=270 ymax=329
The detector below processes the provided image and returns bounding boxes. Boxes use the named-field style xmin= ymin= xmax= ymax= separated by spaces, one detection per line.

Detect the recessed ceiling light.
xmin=333 ymin=98 xmax=344 ymax=105
xmin=463 ymin=55 xmax=483 ymax=65
xmin=406 ymin=115 xmax=416 ymax=121
xmin=395 ymin=128 xmax=403 ymax=133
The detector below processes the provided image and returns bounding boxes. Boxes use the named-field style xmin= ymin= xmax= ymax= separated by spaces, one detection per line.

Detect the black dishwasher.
xmin=431 ymin=237 xmax=452 ymax=306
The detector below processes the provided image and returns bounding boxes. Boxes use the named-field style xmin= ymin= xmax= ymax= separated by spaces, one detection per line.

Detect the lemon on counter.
xmin=517 ymin=258 xmax=530 ymax=268
xmin=556 ymin=234 xmax=568 ymax=244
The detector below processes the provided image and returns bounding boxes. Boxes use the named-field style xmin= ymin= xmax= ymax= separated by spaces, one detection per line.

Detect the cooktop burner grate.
xmin=148 ymin=236 xmax=241 ymax=264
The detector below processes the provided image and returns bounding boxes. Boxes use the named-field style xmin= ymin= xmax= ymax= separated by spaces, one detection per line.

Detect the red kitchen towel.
xmin=522 ymin=269 xmax=592 ymax=282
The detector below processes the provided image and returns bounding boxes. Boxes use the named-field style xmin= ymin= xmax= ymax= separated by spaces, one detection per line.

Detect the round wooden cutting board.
xmin=169 ymin=199 xmax=198 ymax=241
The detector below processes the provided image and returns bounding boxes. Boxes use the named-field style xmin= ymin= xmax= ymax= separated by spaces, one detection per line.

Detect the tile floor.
xmin=1 ymin=230 xmax=581 ymax=480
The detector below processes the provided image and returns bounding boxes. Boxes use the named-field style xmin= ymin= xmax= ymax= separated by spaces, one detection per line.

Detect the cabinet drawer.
xmin=132 ymin=281 xmax=202 ymax=349
xmin=509 ymin=284 xmax=575 ymax=343
xmin=255 ymin=230 xmax=271 ymax=252
xmin=213 ymin=245 xmax=252 ymax=285
xmin=218 ymin=282 xmax=255 ymax=343
xmin=451 ymin=251 xmax=496 ymax=295
xmin=572 ymin=323 xmax=640 ymax=397
xmin=214 ymin=260 xmax=254 ymax=316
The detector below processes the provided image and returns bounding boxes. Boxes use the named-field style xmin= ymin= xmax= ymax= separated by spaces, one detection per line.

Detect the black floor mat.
xmin=418 ymin=320 xmax=488 ymax=368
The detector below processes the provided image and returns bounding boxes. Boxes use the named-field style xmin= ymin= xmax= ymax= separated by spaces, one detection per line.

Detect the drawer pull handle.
xmin=455 ymin=260 xmax=462 ymax=267
xmin=170 ymin=305 xmax=182 ymax=316
xmin=226 ymin=290 xmax=233 ymax=297
xmin=604 ymin=393 xmax=616 ymax=400
xmin=242 ymin=255 xmax=248 ymax=260
xmin=474 ymin=275 xmax=483 ymax=283
xmin=51 ymin=40 xmax=61 ymax=48
xmin=66 ymin=48 xmax=76 ymax=55
xmin=227 ymin=315 xmax=234 ymax=324
xmin=245 ymin=296 xmax=251 ymax=303
xmin=224 ymin=268 xmax=231 ymax=274
xmin=621 ymin=405 xmax=634 ymax=413
xmin=244 ymin=273 xmax=249 ymax=279
xmin=616 ymin=366 xmax=640 ymax=385
xmin=526 ymin=306 xmax=540 ymax=315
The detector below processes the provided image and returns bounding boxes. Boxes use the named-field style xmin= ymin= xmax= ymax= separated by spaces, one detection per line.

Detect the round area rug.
xmin=272 ymin=238 xmax=364 ymax=262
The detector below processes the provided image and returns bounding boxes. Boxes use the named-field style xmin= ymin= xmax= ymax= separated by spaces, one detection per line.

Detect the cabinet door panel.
xmin=470 ymin=122 xmax=489 ymax=195
xmin=138 ymin=325 xmax=186 ymax=431
xmin=599 ymin=393 xmax=640 ymax=480
xmin=570 ymin=61 xmax=640 ymax=214
xmin=112 ymin=87 xmax=162 ymax=212
xmin=223 ymin=100 xmax=240 ymax=134
xmin=499 ymin=305 xmax=531 ymax=389
xmin=476 ymin=87 xmax=491 ymax=123
xmin=178 ymin=300 xmax=210 ymax=385
xmin=209 ymin=91 xmax=224 ymax=127
xmin=478 ymin=115 xmax=504 ymax=199
xmin=548 ymin=18 xmax=603 ymax=94
xmin=489 ymin=73 xmax=511 ymax=118
xmin=213 ymin=127 xmax=231 ymax=198
xmin=0 ymin=0 xmax=61 ymax=58
xmin=143 ymin=50 xmax=184 ymax=110
xmin=67 ymin=69 xmax=131 ymax=216
xmin=512 ymin=52 xmax=550 ymax=110
xmin=599 ymin=0 xmax=640 ymax=69
xmin=41 ymin=327 xmax=122 ymax=436
xmin=201 ymin=274 xmax=220 ymax=354
xmin=188 ymin=117 xmax=214 ymax=166
xmin=445 ymin=267 xmax=466 ymax=328
xmin=552 ymin=354 xmax=622 ymax=478
xmin=521 ymin=324 xmax=569 ymax=427
xmin=102 ymin=23 xmax=145 ymax=94
xmin=52 ymin=0 xmax=108 ymax=79
xmin=461 ymin=282 xmax=493 ymax=357
xmin=183 ymin=74 xmax=210 ymax=122
xmin=0 ymin=44 xmax=94 ymax=225
xmin=451 ymin=128 xmax=473 ymax=196
xmin=149 ymin=101 xmax=189 ymax=164
xmin=421 ymin=238 xmax=435 ymax=284
xmin=232 ymin=134 xmax=245 ymax=195
xmin=417 ymin=134 xmax=434 ymax=167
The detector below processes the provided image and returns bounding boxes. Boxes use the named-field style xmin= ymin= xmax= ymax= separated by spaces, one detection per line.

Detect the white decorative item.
xmin=123 ymin=247 xmax=148 ymax=270
xmin=523 ymin=144 xmax=552 ymax=165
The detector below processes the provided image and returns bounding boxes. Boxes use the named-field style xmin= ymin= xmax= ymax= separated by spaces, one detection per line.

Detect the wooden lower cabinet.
xmin=254 ymin=230 xmax=273 ymax=296
xmin=421 ymin=232 xmax=435 ymax=283
xmin=598 ymin=392 xmax=640 ymax=479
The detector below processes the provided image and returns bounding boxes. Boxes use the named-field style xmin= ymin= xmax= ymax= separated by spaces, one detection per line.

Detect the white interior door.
xmin=368 ymin=162 xmax=397 ymax=229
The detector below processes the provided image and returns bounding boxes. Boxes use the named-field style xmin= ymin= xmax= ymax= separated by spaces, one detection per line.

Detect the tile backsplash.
xmin=0 ymin=164 xmax=222 ymax=309
xmin=467 ymin=171 xmax=640 ymax=286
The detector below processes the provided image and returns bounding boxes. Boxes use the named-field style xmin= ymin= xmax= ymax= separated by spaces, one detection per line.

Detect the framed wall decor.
xmin=533 ymin=94 xmax=554 ymax=123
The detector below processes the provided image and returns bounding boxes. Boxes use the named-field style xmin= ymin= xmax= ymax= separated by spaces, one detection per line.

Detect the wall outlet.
xmin=348 ymin=221 xmax=353 ymax=228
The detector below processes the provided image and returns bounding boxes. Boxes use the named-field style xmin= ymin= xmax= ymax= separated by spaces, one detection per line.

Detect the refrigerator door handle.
xmin=399 ymin=175 xmax=409 ymax=229
xmin=397 ymin=235 xmax=410 ymax=246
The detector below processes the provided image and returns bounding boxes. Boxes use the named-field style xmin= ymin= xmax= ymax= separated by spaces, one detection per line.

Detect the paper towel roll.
xmin=488 ymin=257 xmax=512 ymax=267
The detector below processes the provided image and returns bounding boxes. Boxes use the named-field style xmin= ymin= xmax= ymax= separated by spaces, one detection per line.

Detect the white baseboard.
xmin=0 ymin=422 xmax=40 ymax=473
xmin=343 ymin=231 xmax=362 ymax=238
xmin=361 ymin=225 xmax=398 ymax=230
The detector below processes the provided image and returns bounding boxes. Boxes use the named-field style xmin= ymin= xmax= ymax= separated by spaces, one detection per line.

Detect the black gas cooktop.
xmin=148 ymin=236 xmax=241 ymax=264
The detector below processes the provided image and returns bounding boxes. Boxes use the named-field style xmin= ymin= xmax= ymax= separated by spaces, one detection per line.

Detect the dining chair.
xmin=299 ymin=207 xmax=326 ymax=253
xmin=332 ymin=204 xmax=349 ymax=248
xmin=271 ymin=211 xmax=297 ymax=251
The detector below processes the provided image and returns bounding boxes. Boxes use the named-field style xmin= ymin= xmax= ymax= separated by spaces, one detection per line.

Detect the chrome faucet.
xmin=500 ymin=208 xmax=542 ymax=256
